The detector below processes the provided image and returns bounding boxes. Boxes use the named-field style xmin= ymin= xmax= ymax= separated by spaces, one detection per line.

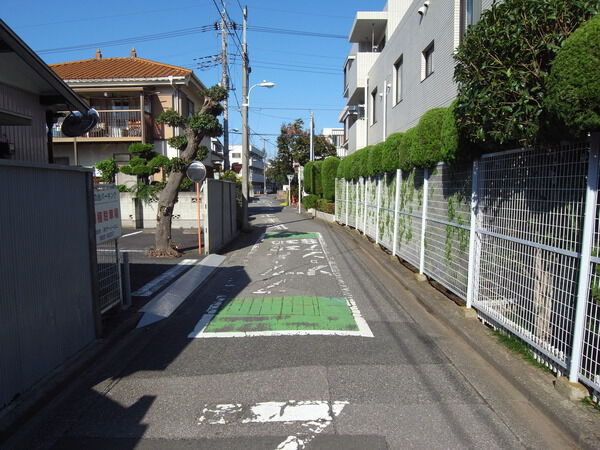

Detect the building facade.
xmin=321 ymin=127 xmax=346 ymax=158
xmin=49 ymin=49 xmax=222 ymax=177
xmin=229 ymin=144 xmax=265 ymax=195
xmin=340 ymin=0 xmax=492 ymax=154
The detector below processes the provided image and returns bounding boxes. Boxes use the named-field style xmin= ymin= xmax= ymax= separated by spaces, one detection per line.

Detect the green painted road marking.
xmin=203 ymin=296 xmax=359 ymax=334
xmin=264 ymin=231 xmax=318 ymax=240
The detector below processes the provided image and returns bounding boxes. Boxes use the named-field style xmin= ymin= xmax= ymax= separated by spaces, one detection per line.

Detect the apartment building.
xmin=322 ymin=127 xmax=346 ymax=158
xmin=229 ymin=144 xmax=266 ymax=195
xmin=340 ymin=0 xmax=492 ymax=154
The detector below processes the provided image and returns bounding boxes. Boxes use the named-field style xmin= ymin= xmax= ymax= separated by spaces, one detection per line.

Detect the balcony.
xmin=346 ymin=51 xmax=380 ymax=105
xmin=52 ymin=110 xmax=145 ymax=142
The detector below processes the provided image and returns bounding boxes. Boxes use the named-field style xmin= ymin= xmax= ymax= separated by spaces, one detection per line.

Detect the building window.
xmin=422 ymin=41 xmax=434 ymax=80
xmin=231 ymin=152 xmax=241 ymax=159
xmin=187 ymin=99 xmax=195 ymax=117
xmin=394 ymin=56 xmax=403 ymax=104
xmin=370 ymin=87 xmax=378 ymax=125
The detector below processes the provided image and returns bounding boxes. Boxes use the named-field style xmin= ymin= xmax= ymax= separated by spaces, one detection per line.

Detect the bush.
xmin=383 ymin=132 xmax=403 ymax=173
xmin=337 ymin=157 xmax=346 ymax=178
xmin=356 ymin=147 xmax=370 ymax=178
xmin=440 ymin=101 xmax=460 ymax=164
xmin=316 ymin=198 xmax=335 ymax=214
xmin=411 ymin=108 xmax=446 ymax=168
xmin=322 ymin=156 xmax=340 ymax=201
xmin=304 ymin=161 xmax=314 ymax=195
xmin=313 ymin=160 xmax=324 ymax=196
xmin=303 ymin=194 xmax=320 ymax=210
xmin=367 ymin=142 xmax=385 ymax=176
xmin=454 ymin=0 xmax=597 ymax=148
xmin=545 ymin=14 xmax=600 ymax=138
xmin=96 ymin=158 xmax=118 ymax=183
xmin=399 ymin=128 xmax=417 ymax=171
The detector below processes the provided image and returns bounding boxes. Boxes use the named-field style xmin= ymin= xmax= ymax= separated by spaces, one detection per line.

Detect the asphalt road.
xmin=5 ymin=196 xmax=589 ymax=449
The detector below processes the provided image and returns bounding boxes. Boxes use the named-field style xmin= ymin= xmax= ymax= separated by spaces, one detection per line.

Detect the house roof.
xmin=50 ymin=56 xmax=192 ymax=81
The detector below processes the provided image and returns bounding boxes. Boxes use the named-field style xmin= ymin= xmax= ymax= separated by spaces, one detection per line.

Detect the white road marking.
xmin=132 ymin=259 xmax=196 ymax=297
xmin=120 ymin=230 xmax=143 ymax=238
xmin=197 ymin=400 xmax=348 ymax=450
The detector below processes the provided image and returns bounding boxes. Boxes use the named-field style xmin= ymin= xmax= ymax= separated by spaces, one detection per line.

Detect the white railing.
xmin=53 ymin=110 xmax=144 ymax=139
xmin=335 ymin=135 xmax=600 ymax=396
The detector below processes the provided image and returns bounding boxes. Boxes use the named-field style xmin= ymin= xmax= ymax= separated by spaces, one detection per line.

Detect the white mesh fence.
xmin=334 ymin=137 xmax=600 ymax=394
xmin=97 ymin=240 xmax=123 ymax=313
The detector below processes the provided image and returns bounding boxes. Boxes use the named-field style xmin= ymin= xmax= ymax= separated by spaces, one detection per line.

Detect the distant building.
xmin=229 ymin=144 xmax=265 ymax=195
xmin=340 ymin=0 xmax=490 ymax=154
xmin=49 ymin=49 xmax=222 ymax=177
xmin=321 ymin=127 xmax=345 ymax=158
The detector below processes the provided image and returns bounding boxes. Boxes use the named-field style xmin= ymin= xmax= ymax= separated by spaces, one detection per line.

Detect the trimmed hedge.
xmin=545 ymin=13 xmax=600 ymax=138
xmin=399 ymin=128 xmax=417 ymax=171
xmin=440 ymin=101 xmax=459 ymax=164
xmin=313 ymin=160 xmax=324 ymax=196
xmin=411 ymin=108 xmax=447 ymax=168
xmin=383 ymin=132 xmax=403 ymax=173
xmin=322 ymin=156 xmax=340 ymax=201
xmin=367 ymin=142 xmax=385 ymax=176
xmin=304 ymin=161 xmax=314 ymax=195
xmin=303 ymin=194 xmax=319 ymax=210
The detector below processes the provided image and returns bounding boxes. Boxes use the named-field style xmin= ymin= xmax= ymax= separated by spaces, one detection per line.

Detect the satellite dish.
xmin=61 ymin=109 xmax=99 ymax=137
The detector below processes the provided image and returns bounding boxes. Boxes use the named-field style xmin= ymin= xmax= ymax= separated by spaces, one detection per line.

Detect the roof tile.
xmin=49 ymin=57 xmax=192 ymax=80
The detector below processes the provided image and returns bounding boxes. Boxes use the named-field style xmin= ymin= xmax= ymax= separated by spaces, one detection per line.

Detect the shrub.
xmin=356 ymin=147 xmax=370 ymax=178
xmin=322 ymin=156 xmax=341 ymax=201
xmin=96 ymin=158 xmax=119 ymax=183
xmin=454 ymin=0 xmax=597 ymax=148
xmin=399 ymin=128 xmax=417 ymax=171
xmin=337 ymin=157 xmax=346 ymax=178
xmin=440 ymin=101 xmax=460 ymax=164
xmin=303 ymin=194 xmax=319 ymax=210
xmin=304 ymin=161 xmax=314 ymax=195
xmin=411 ymin=108 xmax=446 ymax=168
xmin=313 ymin=160 xmax=324 ymax=196
xmin=545 ymin=14 xmax=600 ymax=138
xmin=367 ymin=142 xmax=385 ymax=176
xmin=383 ymin=132 xmax=403 ymax=173
xmin=316 ymin=198 xmax=335 ymax=214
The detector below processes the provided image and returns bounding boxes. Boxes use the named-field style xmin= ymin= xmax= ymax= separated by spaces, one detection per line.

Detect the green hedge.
xmin=411 ymin=108 xmax=447 ymax=168
xmin=304 ymin=161 xmax=314 ymax=195
xmin=322 ymin=156 xmax=340 ymax=201
xmin=367 ymin=142 xmax=385 ymax=176
xmin=303 ymin=194 xmax=319 ymax=210
xmin=399 ymin=128 xmax=417 ymax=171
xmin=440 ymin=101 xmax=460 ymax=164
xmin=383 ymin=132 xmax=403 ymax=173
xmin=313 ymin=160 xmax=323 ymax=196
xmin=545 ymin=14 xmax=600 ymax=138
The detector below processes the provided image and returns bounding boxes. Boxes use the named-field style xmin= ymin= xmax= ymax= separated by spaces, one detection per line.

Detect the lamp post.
xmin=242 ymin=80 xmax=275 ymax=229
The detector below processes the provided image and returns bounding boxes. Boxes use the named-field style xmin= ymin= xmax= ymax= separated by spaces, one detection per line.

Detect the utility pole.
xmin=261 ymin=137 xmax=267 ymax=195
xmin=241 ymin=6 xmax=250 ymax=229
xmin=220 ymin=1 xmax=230 ymax=170
xmin=309 ymin=111 xmax=314 ymax=161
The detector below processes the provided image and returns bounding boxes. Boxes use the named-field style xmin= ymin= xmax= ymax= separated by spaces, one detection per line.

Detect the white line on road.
xmin=132 ymin=259 xmax=196 ymax=297
xmin=120 ymin=230 xmax=144 ymax=238
xmin=197 ymin=400 xmax=348 ymax=450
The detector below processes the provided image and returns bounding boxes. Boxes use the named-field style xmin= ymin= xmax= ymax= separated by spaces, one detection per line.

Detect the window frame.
xmin=422 ymin=41 xmax=434 ymax=81
xmin=393 ymin=55 xmax=403 ymax=105
xmin=370 ymin=87 xmax=378 ymax=125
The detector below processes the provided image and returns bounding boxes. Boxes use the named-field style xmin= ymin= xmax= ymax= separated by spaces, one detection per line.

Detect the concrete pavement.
xmin=4 ymin=195 xmax=599 ymax=449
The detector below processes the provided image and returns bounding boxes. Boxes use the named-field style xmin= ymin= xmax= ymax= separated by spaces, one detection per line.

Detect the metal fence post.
xmin=392 ymin=169 xmax=402 ymax=256
xmin=466 ymin=159 xmax=480 ymax=309
xmin=355 ymin=181 xmax=359 ymax=228
xmin=569 ymin=135 xmax=599 ymax=383
xmin=363 ymin=177 xmax=368 ymax=234
xmin=346 ymin=180 xmax=349 ymax=225
xmin=121 ymin=251 xmax=132 ymax=309
xmin=419 ymin=168 xmax=429 ymax=275
xmin=375 ymin=175 xmax=382 ymax=244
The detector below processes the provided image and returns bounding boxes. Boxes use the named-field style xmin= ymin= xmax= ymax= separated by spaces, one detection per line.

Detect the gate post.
xmin=466 ymin=159 xmax=480 ymax=309
xmin=569 ymin=134 xmax=599 ymax=382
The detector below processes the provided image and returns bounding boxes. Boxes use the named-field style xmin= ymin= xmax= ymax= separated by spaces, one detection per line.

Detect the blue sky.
xmin=1 ymin=0 xmax=382 ymax=159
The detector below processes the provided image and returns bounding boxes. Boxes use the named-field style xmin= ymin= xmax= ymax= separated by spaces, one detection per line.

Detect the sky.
xmin=1 ymin=0 xmax=383 ymax=160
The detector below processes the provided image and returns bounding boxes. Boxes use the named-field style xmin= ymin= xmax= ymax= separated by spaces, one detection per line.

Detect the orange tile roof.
xmin=50 ymin=57 xmax=192 ymax=80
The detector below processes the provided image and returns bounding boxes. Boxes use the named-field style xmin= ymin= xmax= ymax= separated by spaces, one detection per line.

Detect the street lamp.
xmin=242 ymin=80 xmax=275 ymax=229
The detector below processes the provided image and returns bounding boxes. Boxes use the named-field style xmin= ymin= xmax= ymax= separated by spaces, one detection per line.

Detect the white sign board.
xmin=94 ymin=185 xmax=122 ymax=244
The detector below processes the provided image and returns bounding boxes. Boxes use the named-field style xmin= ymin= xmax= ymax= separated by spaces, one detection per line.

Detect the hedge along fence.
xmin=313 ymin=160 xmax=323 ymax=197
xmin=304 ymin=161 xmax=314 ymax=195
xmin=322 ymin=156 xmax=340 ymax=201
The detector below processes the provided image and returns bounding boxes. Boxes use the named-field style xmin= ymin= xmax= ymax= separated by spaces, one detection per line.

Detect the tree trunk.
xmin=150 ymin=129 xmax=200 ymax=257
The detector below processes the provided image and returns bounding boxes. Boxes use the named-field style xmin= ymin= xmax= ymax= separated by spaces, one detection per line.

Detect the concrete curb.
xmin=333 ymin=222 xmax=600 ymax=449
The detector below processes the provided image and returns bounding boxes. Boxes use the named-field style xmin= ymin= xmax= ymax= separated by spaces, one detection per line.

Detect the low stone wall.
xmin=120 ymin=192 xmax=204 ymax=229
xmin=308 ymin=208 xmax=335 ymax=223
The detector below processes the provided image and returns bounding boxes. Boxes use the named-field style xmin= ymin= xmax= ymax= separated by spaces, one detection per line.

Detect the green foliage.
xmin=383 ymin=133 xmax=403 ymax=173
xmin=322 ymin=156 xmax=340 ymax=201
xmin=128 ymin=143 xmax=156 ymax=159
xmin=316 ymin=198 xmax=335 ymax=214
xmin=440 ymin=101 xmax=460 ymax=164
xmin=304 ymin=161 xmax=314 ymax=195
xmin=179 ymin=177 xmax=194 ymax=191
xmin=411 ymin=108 xmax=446 ymax=168
xmin=120 ymin=156 xmax=157 ymax=177
xmin=356 ymin=147 xmax=370 ymax=178
xmin=95 ymin=158 xmax=118 ymax=183
xmin=117 ymin=184 xmax=129 ymax=192
xmin=129 ymin=182 xmax=162 ymax=202
xmin=367 ymin=142 xmax=385 ymax=176
xmin=399 ymin=128 xmax=417 ymax=171
xmin=188 ymin=113 xmax=222 ymax=136
xmin=303 ymin=194 xmax=319 ymax=210
xmin=454 ymin=0 xmax=598 ymax=148
xmin=220 ymin=170 xmax=241 ymax=184
xmin=313 ymin=160 xmax=323 ymax=196
xmin=156 ymin=109 xmax=185 ymax=127
xmin=168 ymin=135 xmax=188 ymax=151
xmin=545 ymin=14 xmax=600 ymax=138
xmin=205 ymin=84 xmax=228 ymax=102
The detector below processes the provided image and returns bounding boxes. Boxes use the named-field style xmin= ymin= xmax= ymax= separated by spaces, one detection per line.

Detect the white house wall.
xmin=367 ymin=0 xmax=458 ymax=146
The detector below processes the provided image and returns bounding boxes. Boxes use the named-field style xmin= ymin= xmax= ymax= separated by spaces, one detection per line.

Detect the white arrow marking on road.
xmin=307 ymin=265 xmax=328 ymax=276
xmin=197 ymin=400 xmax=348 ymax=450
xmin=302 ymin=252 xmax=324 ymax=259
